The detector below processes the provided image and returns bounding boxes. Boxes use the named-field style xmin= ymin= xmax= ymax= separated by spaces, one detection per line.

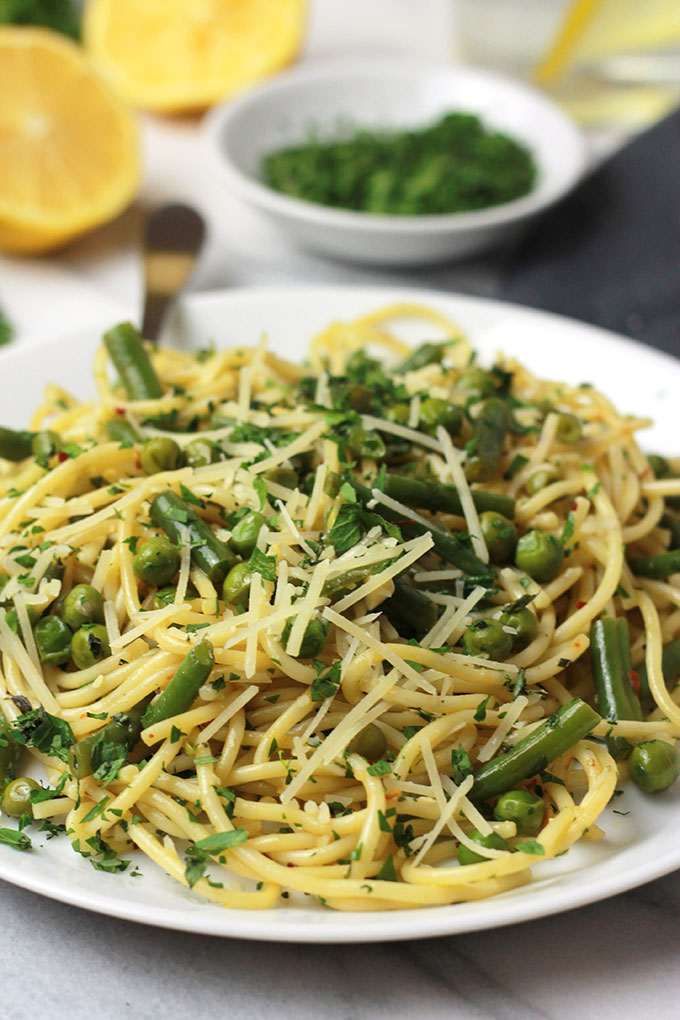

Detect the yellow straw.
xmin=533 ymin=0 xmax=603 ymax=86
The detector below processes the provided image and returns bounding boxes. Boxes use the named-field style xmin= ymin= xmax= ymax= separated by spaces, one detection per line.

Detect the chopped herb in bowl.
xmin=262 ymin=112 xmax=537 ymax=216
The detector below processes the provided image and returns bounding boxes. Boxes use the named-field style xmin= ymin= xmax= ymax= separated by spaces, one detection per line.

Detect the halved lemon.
xmin=0 ymin=27 xmax=140 ymax=255
xmin=83 ymin=0 xmax=307 ymax=113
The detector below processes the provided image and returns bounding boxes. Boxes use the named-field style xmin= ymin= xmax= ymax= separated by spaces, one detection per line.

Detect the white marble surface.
xmin=1 ymin=2 xmax=677 ymax=1017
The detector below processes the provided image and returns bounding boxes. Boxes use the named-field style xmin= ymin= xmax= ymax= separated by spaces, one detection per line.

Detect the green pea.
xmin=140 ymin=437 xmax=183 ymax=475
xmin=458 ymin=368 xmax=497 ymax=399
xmin=419 ymin=397 xmax=463 ymax=436
xmin=479 ymin=511 xmax=517 ymax=563
xmin=386 ymin=403 xmax=410 ymax=426
xmin=281 ymin=615 xmax=328 ymax=659
xmin=150 ymin=582 xmax=198 ymax=610
xmin=555 ymin=413 xmax=583 ymax=443
xmin=133 ymin=536 xmax=181 ymax=587
xmin=515 ymin=530 xmax=564 ymax=583
xmin=648 ymin=454 xmax=671 ymax=479
xmin=71 ymin=624 xmax=111 ymax=669
xmin=346 ymin=426 xmax=386 ymax=460
xmin=462 ymin=618 xmax=513 ymax=661
xmin=222 ymin=562 xmax=252 ymax=607
xmin=629 ymin=740 xmax=680 ymax=794
xmin=265 ymin=467 xmax=298 ymax=490
xmin=457 ymin=829 xmax=508 ymax=865
xmin=61 ymin=584 xmax=105 ymax=630
xmin=498 ymin=606 xmax=538 ymax=652
xmin=31 ymin=430 xmax=60 ymax=466
xmin=184 ymin=437 xmax=220 ymax=468
xmin=34 ymin=615 xmax=72 ymax=665
xmin=230 ymin=511 xmax=265 ymax=557
xmin=346 ymin=384 xmax=375 ymax=413
xmin=494 ymin=789 xmax=544 ymax=834
xmin=525 ymin=467 xmax=560 ymax=496
xmin=4 ymin=603 xmax=41 ymax=634
xmin=1 ymin=776 xmax=40 ymax=819
xmin=347 ymin=723 xmax=387 ymax=763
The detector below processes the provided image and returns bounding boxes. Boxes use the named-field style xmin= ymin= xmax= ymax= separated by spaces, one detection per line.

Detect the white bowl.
xmin=203 ymin=57 xmax=588 ymax=266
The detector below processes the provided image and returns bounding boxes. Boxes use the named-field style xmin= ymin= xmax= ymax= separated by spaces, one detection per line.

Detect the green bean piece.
xmin=380 ymin=472 xmax=515 ymax=520
xmin=150 ymin=491 xmax=236 ymax=586
xmin=142 ymin=640 xmax=215 ymax=730
xmin=61 ymin=584 xmax=105 ymax=631
xmin=555 ymin=413 xmax=583 ymax=443
xmin=31 ymin=430 xmax=60 ymax=465
xmin=230 ymin=511 xmax=266 ymax=557
xmin=589 ymin=618 xmax=641 ymax=760
xmin=636 ymin=638 xmax=680 ymax=701
xmin=140 ymin=437 xmax=183 ymax=475
xmin=660 ymin=513 xmax=680 ymax=551
xmin=69 ymin=697 xmax=153 ymax=779
xmin=525 ymin=467 xmax=560 ymax=496
xmin=628 ymin=549 xmax=680 ymax=580
xmin=133 ymin=536 xmax=180 ymax=587
xmin=185 ymin=437 xmax=220 ymax=468
xmin=499 ymin=606 xmax=538 ymax=652
xmin=103 ymin=322 xmax=163 ymax=401
xmin=480 ymin=511 xmax=517 ymax=563
xmin=515 ymin=530 xmax=564 ymax=583
xmin=462 ymin=618 xmax=513 ymax=661
xmin=150 ymin=582 xmax=198 ymax=610
xmin=457 ymin=829 xmax=508 ymax=865
xmin=628 ymin=740 xmax=680 ymax=794
xmin=648 ymin=454 xmax=671 ymax=478
xmin=465 ymin=398 xmax=511 ymax=483
xmin=395 ymin=342 xmax=448 ymax=375
xmin=0 ymin=718 xmax=22 ymax=787
xmin=34 ymin=616 xmax=72 ymax=666
xmin=457 ymin=368 xmax=498 ymax=399
xmin=105 ymin=418 xmax=140 ymax=445
xmin=222 ymin=562 xmax=252 ymax=607
xmin=1 ymin=776 xmax=40 ymax=818
xmin=382 ymin=577 xmax=438 ymax=639
xmin=419 ymin=397 xmax=463 ymax=437
xmin=494 ymin=789 xmax=544 ymax=834
xmin=472 ymin=698 xmax=600 ymax=802
xmin=71 ymin=624 xmax=111 ymax=670
xmin=0 ymin=426 xmax=34 ymax=462
xmin=281 ymin=616 xmax=328 ymax=659
xmin=345 ymin=426 xmax=386 ymax=460
xmin=265 ymin=467 xmax=299 ymax=490
xmin=347 ymin=723 xmax=387 ymax=762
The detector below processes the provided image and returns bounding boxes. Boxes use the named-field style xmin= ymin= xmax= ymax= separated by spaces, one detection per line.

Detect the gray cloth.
xmin=502 ymin=107 xmax=680 ymax=358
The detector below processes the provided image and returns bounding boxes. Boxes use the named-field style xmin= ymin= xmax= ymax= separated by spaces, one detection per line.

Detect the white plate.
xmin=1 ymin=285 xmax=679 ymax=943
xmin=203 ymin=58 xmax=587 ymax=265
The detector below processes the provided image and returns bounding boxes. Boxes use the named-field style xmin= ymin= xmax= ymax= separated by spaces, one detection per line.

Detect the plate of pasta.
xmin=1 ymin=285 xmax=679 ymax=943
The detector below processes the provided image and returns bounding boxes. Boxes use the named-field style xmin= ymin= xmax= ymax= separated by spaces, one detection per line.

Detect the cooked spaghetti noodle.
xmin=0 ymin=303 xmax=679 ymax=911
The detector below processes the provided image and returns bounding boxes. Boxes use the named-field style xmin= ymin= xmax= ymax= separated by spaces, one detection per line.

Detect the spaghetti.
xmin=0 ymin=303 xmax=678 ymax=912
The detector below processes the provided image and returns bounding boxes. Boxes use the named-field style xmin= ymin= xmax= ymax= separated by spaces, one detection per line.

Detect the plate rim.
xmin=1 ymin=282 xmax=679 ymax=943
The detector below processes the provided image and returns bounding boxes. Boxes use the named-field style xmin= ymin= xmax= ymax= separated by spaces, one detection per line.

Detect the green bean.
xmin=457 ymin=368 xmax=498 ymax=399
xmin=104 ymin=322 xmax=163 ymax=401
xmin=395 ymin=342 xmax=448 ymax=374
xmin=526 ymin=467 xmax=560 ymax=496
xmin=346 ymin=426 xmax=386 ymax=460
xmin=465 ymin=398 xmax=511 ymax=483
xmin=555 ymin=413 xmax=582 ymax=444
xmin=382 ymin=577 xmax=438 ymax=639
xmin=0 ymin=426 xmax=34 ymax=462
xmin=419 ymin=398 xmax=463 ymax=437
xmin=379 ymin=472 xmax=516 ymax=520
xmin=636 ymin=638 xmax=680 ymax=702
xmin=628 ymin=740 xmax=680 ymax=794
xmin=105 ymin=418 xmax=140 ymax=445
xmin=142 ymin=640 xmax=214 ymax=730
xmin=589 ymin=618 xmax=641 ymax=760
xmin=69 ymin=698 xmax=153 ymax=779
xmin=628 ymin=549 xmax=680 ymax=579
xmin=31 ymin=430 xmax=60 ymax=465
xmin=140 ymin=437 xmax=182 ymax=475
xmin=0 ymin=718 xmax=22 ymax=787
xmin=230 ymin=511 xmax=266 ymax=557
xmin=471 ymin=698 xmax=600 ymax=802
xmin=150 ymin=491 xmax=236 ymax=585
xmin=457 ymin=830 xmax=508 ymax=865
xmin=480 ymin=511 xmax=517 ymax=562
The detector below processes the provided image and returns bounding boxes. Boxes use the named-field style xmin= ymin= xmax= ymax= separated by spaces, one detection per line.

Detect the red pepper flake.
xmin=571 ymin=501 xmax=578 ymax=511
xmin=135 ymin=454 xmax=142 ymax=470
xmin=576 ymin=600 xmax=586 ymax=609
xmin=115 ymin=406 xmax=126 ymax=416
xmin=57 ymin=450 xmax=69 ymax=463
xmin=628 ymin=669 xmax=641 ymax=696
